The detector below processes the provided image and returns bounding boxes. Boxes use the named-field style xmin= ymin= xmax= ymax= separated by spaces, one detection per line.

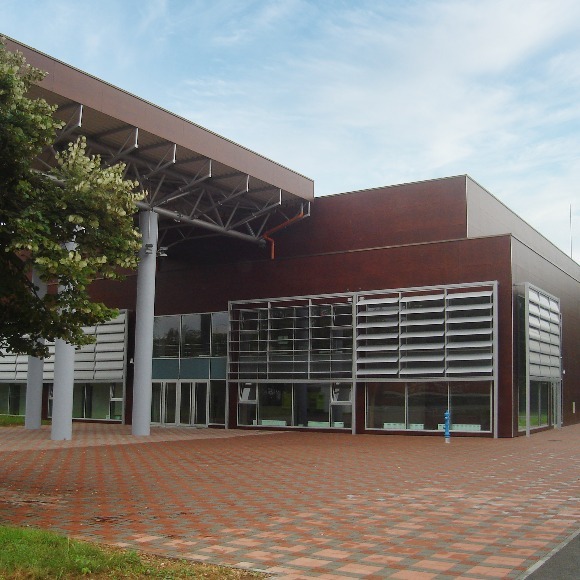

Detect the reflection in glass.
xmin=110 ymin=400 xmax=123 ymax=421
xmin=73 ymin=384 xmax=84 ymax=418
xmin=180 ymin=382 xmax=192 ymax=424
xmin=294 ymin=384 xmax=330 ymax=427
xmin=239 ymin=384 xmax=257 ymax=402
xmin=258 ymin=384 xmax=292 ymax=426
xmin=211 ymin=312 xmax=229 ymax=356
xmin=72 ymin=383 xmax=112 ymax=419
xmin=165 ymin=382 xmax=177 ymax=423
xmin=151 ymin=382 xmax=162 ymax=423
xmin=153 ymin=316 xmax=180 ymax=357
xmin=366 ymin=383 xmax=405 ymax=429
xmin=408 ymin=382 xmax=448 ymax=430
xmin=194 ymin=382 xmax=207 ymax=424
xmin=0 ymin=384 xmax=9 ymax=414
xmin=209 ymin=380 xmax=226 ymax=424
xmin=332 ymin=385 xmax=351 ymax=402
xmin=238 ymin=402 xmax=257 ymax=425
xmin=449 ymin=382 xmax=491 ymax=431
xmin=181 ymin=314 xmax=211 ymax=357
xmin=331 ymin=404 xmax=352 ymax=428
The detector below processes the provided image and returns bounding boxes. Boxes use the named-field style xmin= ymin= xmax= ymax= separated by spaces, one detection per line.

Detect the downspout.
xmin=262 ymin=203 xmax=310 ymax=259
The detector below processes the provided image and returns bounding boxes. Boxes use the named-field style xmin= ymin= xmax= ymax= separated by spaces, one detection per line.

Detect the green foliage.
xmin=0 ymin=39 xmax=142 ymax=357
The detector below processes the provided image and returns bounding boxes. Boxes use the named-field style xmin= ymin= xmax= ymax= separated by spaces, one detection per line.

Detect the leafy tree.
xmin=0 ymin=39 xmax=142 ymax=357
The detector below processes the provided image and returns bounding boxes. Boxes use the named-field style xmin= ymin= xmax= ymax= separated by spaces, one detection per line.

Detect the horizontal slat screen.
xmin=527 ymin=287 xmax=561 ymax=380
xmin=356 ymin=286 xmax=495 ymax=379
xmin=0 ymin=311 xmax=128 ymax=383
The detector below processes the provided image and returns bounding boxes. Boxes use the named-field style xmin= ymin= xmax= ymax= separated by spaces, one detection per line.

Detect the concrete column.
xmin=25 ymin=351 xmax=45 ymax=429
xmin=51 ymin=244 xmax=77 ymax=441
xmin=51 ymin=335 xmax=75 ymax=440
xmin=132 ymin=210 xmax=158 ymax=436
xmin=25 ymin=271 xmax=46 ymax=430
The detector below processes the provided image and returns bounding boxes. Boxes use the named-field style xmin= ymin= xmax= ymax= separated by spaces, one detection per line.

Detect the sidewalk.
xmin=0 ymin=423 xmax=579 ymax=579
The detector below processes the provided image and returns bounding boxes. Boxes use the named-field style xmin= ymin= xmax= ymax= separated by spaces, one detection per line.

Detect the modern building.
xmin=1 ymin=38 xmax=579 ymax=438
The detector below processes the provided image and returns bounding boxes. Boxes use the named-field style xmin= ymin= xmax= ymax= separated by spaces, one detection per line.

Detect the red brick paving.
xmin=0 ymin=423 xmax=579 ymax=578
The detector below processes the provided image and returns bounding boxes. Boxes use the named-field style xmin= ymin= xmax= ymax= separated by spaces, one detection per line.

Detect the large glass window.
xmin=110 ymin=383 xmax=124 ymax=421
xmin=0 ymin=383 xmax=25 ymax=416
xmin=294 ymin=384 xmax=330 ymax=427
xmin=151 ymin=382 xmax=162 ymax=423
xmin=366 ymin=383 xmax=406 ymax=429
xmin=330 ymin=384 xmax=352 ymax=428
xmin=71 ymin=383 xmax=121 ymax=420
xmin=230 ymin=299 xmax=354 ymax=382
xmin=153 ymin=315 xmax=180 ymax=358
xmin=211 ymin=312 xmax=229 ymax=356
xmin=366 ymin=381 xmax=492 ymax=432
xmin=539 ymin=381 xmax=551 ymax=427
xmin=526 ymin=380 xmax=552 ymax=428
xmin=237 ymin=383 xmax=352 ymax=429
xmin=258 ymin=384 xmax=292 ymax=426
xmin=449 ymin=382 xmax=491 ymax=431
xmin=238 ymin=384 xmax=257 ymax=426
xmin=0 ymin=384 xmax=9 ymax=414
xmin=181 ymin=314 xmax=211 ymax=357
xmin=408 ymin=382 xmax=448 ymax=431
xmin=209 ymin=380 xmax=226 ymax=424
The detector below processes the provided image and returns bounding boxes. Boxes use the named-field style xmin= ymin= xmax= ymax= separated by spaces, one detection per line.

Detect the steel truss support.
xmin=136 ymin=201 xmax=265 ymax=246
xmin=106 ymin=127 xmax=139 ymax=166
xmin=54 ymin=104 xmax=83 ymax=145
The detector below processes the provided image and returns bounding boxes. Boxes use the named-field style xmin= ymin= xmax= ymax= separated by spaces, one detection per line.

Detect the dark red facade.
xmin=90 ymin=176 xmax=580 ymax=437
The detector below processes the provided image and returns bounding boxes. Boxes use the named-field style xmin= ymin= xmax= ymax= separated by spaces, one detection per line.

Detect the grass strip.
xmin=0 ymin=525 xmax=266 ymax=579
xmin=0 ymin=415 xmax=26 ymax=426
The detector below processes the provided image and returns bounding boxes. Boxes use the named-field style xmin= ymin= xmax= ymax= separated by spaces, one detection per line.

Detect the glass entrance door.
xmin=151 ymin=381 xmax=178 ymax=425
xmin=179 ymin=381 xmax=208 ymax=426
xmin=152 ymin=381 xmax=208 ymax=426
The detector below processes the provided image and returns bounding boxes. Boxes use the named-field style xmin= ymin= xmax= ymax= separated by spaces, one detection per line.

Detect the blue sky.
xmin=3 ymin=0 xmax=580 ymax=258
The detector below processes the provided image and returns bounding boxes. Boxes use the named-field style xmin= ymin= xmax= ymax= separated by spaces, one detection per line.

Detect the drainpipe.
xmin=262 ymin=204 xmax=309 ymax=260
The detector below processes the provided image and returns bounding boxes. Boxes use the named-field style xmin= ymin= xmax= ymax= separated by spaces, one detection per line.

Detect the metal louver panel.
xmin=355 ymin=284 xmax=495 ymax=380
xmin=0 ymin=311 xmax=128 ymax=383
xmin=526 ymin=286 xmax=561 ymax=381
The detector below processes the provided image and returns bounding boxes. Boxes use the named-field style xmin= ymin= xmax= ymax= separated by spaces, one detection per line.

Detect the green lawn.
xmin=0 ymin=415 xmax=26 ymax=426
xmin=0 ymin=525 xmax=265 ymax=579
xmin=0 ymin=415 xmax=52 ymax=427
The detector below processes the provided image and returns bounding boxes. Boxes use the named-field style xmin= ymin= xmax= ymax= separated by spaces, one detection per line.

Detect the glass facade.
xmin=151 ymin=311 xmax=229 ymax=426
xmin=366 ymin=381 xmax=491 ymax=432
xmin=230 ymin=297 xmax=353 ymax=381
xmin=154 ymin=312 xmax=228 ymax=359
xmin=0 ymin=383 xmax=26 ymax=416
xmin=517 ymin=285 xmax=562 ymax=432
xmin=181 ymin=314 xmax=211 ymax=357
xmin=238 ymin=383 xmax=352 ymax=428
xmin=230 ymin=283 xmax=496 ymax=433
xmin=49 ymin=382 xmax=124 ymax=421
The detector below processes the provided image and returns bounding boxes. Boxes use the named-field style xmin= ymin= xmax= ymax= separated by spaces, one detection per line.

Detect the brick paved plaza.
xmin=0 ymin=424 xmax=579 ymax=579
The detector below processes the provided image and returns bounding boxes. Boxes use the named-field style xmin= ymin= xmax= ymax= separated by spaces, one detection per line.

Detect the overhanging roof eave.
xmin=5 ymin=36 xmax=314 ymax=202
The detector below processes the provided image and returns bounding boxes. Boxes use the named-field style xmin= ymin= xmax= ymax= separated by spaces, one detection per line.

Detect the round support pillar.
xmin=25 ymin=352 xmax=44 ymax=430
xmin=132 ymin=210 xmax=158 ymax=436
xmin=25 ymin=271 xmax=46 ymax=430
xmin=51 ymin=337 xmax=75 ymax=440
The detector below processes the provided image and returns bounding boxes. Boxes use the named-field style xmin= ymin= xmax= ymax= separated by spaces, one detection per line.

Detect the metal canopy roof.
xmin=8 ymin=38 xmax=313 ymax=251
